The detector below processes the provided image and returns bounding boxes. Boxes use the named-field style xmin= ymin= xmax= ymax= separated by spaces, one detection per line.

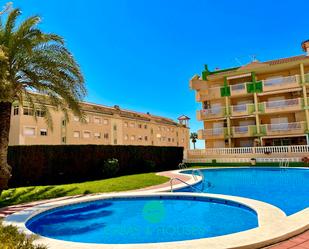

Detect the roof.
xmin=177 ymin=115 xmax=190 ymax=120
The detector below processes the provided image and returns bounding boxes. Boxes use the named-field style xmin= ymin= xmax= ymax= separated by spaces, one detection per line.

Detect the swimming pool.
xmin=181 ymin=167 xmax=309 ymax=215
xmin=26 ymin=196 xmax=258 ymax=244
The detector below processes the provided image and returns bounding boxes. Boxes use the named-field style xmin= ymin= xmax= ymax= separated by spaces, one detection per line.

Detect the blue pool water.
xmin=26 ymin=196 xmax=257 ymax=244
xmin=181 ymin=167 xmax=309 ymax=215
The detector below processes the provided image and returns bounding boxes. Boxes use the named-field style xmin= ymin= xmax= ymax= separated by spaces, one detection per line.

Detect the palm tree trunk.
xmin=193 ymin=142 xmax=196 ymax=149
xmin=0 ymin=101 xmax=12 ymax=195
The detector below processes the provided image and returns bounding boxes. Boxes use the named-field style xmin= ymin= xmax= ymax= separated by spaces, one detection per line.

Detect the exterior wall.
xmin=9 ymin=103 xmax=190 ymax=149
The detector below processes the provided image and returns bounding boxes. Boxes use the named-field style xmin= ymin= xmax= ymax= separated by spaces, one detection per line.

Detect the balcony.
xmin=262 ymin=75 xmax=300 ymax=92
xmin=262 ymin=122 xmax=306 ymax=136
xmin=198 ymin=127 xmax=227 ymax=140
xmin=230 ymin=103 xmax=255 ymax=116
xmin=230 ymin=83 xmax=248 ymax=97
xmin=231 ymin=125 xmax=257 ymax=138
xmin=259 ymin=98 xmax=302 ymax=114
xmin=197 ymin=107 xmax=225 ymax=120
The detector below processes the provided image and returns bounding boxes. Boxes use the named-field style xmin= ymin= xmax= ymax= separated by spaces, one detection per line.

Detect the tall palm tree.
xmin=190 ymin=132 xmax=198 ymax=149
xmin=0 ymin=8 xmax=86 ymax=195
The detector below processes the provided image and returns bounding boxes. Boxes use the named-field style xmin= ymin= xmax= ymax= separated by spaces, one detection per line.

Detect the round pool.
xmin=181 ymin=167 xmax=309 ymax=215
xmin=26 ymin=196 xmax=258 ymax=244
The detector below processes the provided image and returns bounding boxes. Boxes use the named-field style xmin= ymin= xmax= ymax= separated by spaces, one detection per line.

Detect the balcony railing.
xmin=232 ymin=125 xmax=257 ymax=137
xmin=230 ymin=82 xmax=248 ymax=96
xmin=260 ymin=98 xmax=302 ymax=114
xmin=262 ymin=75 xmax=300 ymax=92
xmin=230 ymin=103 xmax=255 ymax=116
xmin=197 ymin=107 xmax=225 ymax=120
xmin=198 ymin=128 xmax=227 ymax=139
xmin=262 ymin=121 xmax=306 ymax=136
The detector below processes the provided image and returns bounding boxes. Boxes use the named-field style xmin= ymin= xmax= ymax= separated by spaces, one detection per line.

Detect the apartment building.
xmin=190 ymin=40 xmax=309 ymax=148
xmin=9 ymin=99 xmax=190 ymax=149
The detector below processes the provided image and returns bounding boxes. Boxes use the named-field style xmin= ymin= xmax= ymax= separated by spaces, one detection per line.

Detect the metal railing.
xmin=262 ymin=75 xmax=299 ymax=87
xmin=170 ymin=178 xmax=202 ymax=192
xmin=264 ymin=98 xmax=301 ymax=109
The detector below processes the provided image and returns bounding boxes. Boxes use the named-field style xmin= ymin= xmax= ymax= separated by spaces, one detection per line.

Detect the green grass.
xmin=0 ymin=173 xmax=169 ymax=208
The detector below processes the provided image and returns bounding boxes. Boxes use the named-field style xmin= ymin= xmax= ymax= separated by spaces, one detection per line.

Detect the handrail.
xmin=191 ymin=169 xmax=205 ymax=182
xmin=170 ymin=178 xmax=202 ymax=193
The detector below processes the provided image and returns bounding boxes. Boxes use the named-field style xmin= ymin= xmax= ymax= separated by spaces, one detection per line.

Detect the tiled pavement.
xmin=0 ymin=171 xmax=308 ymax=249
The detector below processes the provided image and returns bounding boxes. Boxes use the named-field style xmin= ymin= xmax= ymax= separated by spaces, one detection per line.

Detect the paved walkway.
xmin=0 ymin=171 xmax=308 ymax=249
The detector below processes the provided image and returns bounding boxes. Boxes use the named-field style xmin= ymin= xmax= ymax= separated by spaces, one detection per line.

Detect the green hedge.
xmin=8 ymin=145 xmax=183 ymax=188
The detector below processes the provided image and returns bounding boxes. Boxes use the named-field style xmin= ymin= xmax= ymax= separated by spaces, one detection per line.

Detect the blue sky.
xmin=13 ymin=0 xmax=309 ymax=148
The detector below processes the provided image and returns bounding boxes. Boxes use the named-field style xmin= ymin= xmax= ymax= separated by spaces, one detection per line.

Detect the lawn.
xmin=0 ymin=173 xmax=169 ymax=208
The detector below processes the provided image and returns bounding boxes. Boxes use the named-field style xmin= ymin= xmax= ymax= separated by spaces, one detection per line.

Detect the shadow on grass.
xmin=0 ymin=186 xmax=78 ymax=208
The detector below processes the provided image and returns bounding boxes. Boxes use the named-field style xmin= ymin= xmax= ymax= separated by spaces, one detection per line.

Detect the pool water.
xmin=181 ymin=167 xmax=309 ymax=215
xmin=26 ymin=197 xmax=257 ymax=244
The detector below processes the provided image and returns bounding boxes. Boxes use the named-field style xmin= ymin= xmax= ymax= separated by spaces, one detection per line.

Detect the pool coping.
xmin=3 ymin=167 xmax=309 ymax=249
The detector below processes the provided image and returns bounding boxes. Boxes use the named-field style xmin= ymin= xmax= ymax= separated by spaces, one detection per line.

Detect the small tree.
xmin=190 ymin=132 xmax=198 ymax=149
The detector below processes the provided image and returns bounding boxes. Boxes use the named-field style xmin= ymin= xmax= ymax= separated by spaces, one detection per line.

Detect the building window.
xmin=103 ymin=119 xmax=108 ymax=125
xmin=138 ymin=135 xmax=142 ymax=141
xmin=151 ymin=128 xmax=153 ymax=134
xmin=104 ymin=133 xmax=109 ymax=139
xmin=73 ymin=116 xmax=79 ymax=122
xmin=130 ymin=135 xmax=135 ymax=141
xmin=62 ymin=120 xmax=66 ymax=127
xmin=145 ymin=136 xmax=148 ymax=141
xmin=40 ymin=129 xmax=47 ymax=136
xmin=113 ymin=124 xmax=117 ymax=131
xmin=24 ymin=127 xmax=35 ymax=136
xmin=114 ymin=139 xmax=117 ymax=144
xmin=172 ymin=138 xmax=174 ymax=142
xmin=124 ymin=135 xmax=128 ymax=140
xmin=23 ymin=106 xmax=34 ymax=116
xmin=83 ymin=131 xmax=91 ymax=138
xmin=162 ymin=137 xmax=166 ymax=142
xmin=129 ymin=122 xmax=135 ymax=128
xmin=94 ymin=132 xmax=101 ymax=139
xmin=73 ymin=131 xmax=80 ymax=138
xmin=138 ymin=124 xmax=142 ymax=128
xmin=36 ymin=109 xmax=46 ymax=117
xmin=13 ymin=106 xmax=19 ymax=115
xmin=168 ymin=138 xmax=171 ymax=142
xmin=94 ymin=117 xmax=102 ymax=124
xmin=124 ymin=122 xmax=128 ymax=127
xmin=144 ymin=124 xmax=147 ymax=129
xmin=62 ymin=137 xmax=66 ymax=143
xmin=85 ymin=116 xmax=90 ymax=123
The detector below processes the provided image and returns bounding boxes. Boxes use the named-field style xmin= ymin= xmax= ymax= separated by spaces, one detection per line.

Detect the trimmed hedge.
xmin=8 ymin=145 xmax=183 ymax=188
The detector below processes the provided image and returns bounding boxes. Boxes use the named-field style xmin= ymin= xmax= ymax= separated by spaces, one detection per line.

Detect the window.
xmin=83 ymin=131 xmax=91 ymax=138
xmin=24 ymin=127 xmax=35 ymax=136
xmin=85 ymin=116 xmax=90 ymax=123
xmin=104 ymin=133 xmax=109 ymax=139
xmin=162 ymin=137 xmax=166 ymax=142
xmin=40 ymin=129 xmax=47 ymax=136
xmin=124 ymin=122 xmax=128 ymax=127
xmin=62 ymin=137 xmax=66 ymax=143
xmin=114 ymin=139 xmax=117 ymax=145
xmin=144 ymin=124 xmax=147 ymax=129
xmin=73 ymin=116 xmax=79 ymax=122
xmin=130 ymin=135 xmax=135 ymax=141
xmin=151 ymin=128 xmax=153 ymax=134
xmin=138 ymin=135 xmax=142 ymax=141
xmin=168 ymin=138 xmax=171 ymax=142
xmin=94 ymin=117 xmax=102 ymax=124
xmin=73 ymin=131 xmax=80 ymax=138
xmin=124 ymin=135 xmax=128 ymax=140
xmin=129 ymin=122 xmax=135 ymax=128
xmin=94 ymin=132 xmax=101 ymax=139
xmin=62 ymin=120 xmax=66 ymax=127
xmin=138 ymin=124 xmax=142 ymax=128
xmin=113 ymin=124 xmax=117 ymax=131
xmin=13 ymin=106 xmax=19 ymax=115
xmin=172 ymin=138 xmax=174 ymax=142
xmin=23 ymin=106 xmax=34 ymax=116
xmin=103 ymin=119 xmax=108 ymax=125
xmin=144 ymin=136 xmax=148 ymax=141
xmin=36 ymin=109 xmax=46 ymax=117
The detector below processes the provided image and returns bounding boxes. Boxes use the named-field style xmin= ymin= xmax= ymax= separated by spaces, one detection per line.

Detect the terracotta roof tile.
xmin=265 ymin=55 xmax=309 ymax=65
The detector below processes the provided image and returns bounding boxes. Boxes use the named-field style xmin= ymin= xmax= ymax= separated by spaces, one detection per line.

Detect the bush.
xmin=8 ymin=145 xmax=184 ymax=187
xmin=0 ymin=222 xmax=47 ymax=249
xmin=102 ymin=158 xmax=120 ymax=177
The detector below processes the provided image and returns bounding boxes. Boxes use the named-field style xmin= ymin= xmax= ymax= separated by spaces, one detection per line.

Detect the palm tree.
xmin=0 ymin=8 xmax=86 ymax=195
xmin=190 ymin=132 xmax=198 ymax=149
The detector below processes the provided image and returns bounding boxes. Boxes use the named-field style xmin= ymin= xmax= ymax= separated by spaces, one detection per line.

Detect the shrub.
xmin=102 ymin=158 xmax=120 ymax=177
xmin=0 ymin=222 xmax=47 ymax=249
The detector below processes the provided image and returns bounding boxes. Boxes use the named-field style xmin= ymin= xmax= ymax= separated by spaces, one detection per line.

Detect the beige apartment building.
xmin=190 ymin=40 xmax=309 ymax=148
xmin=9 ymin=98 xmax=190 ymax=149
